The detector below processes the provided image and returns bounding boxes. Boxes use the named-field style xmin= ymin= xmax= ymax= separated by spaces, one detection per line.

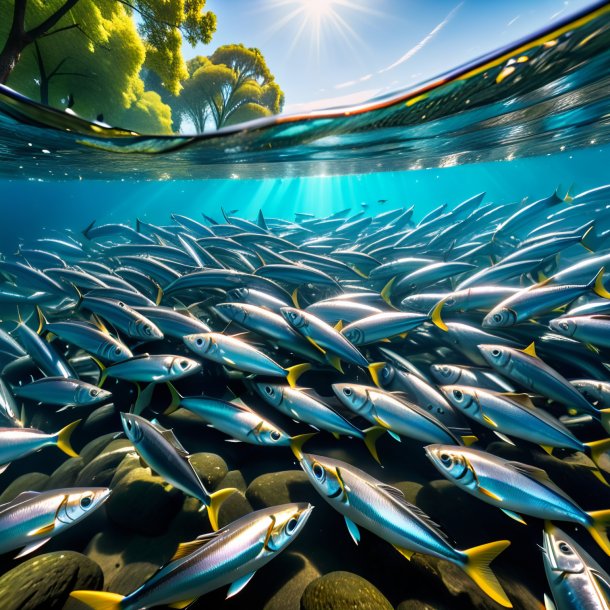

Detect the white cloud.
xmin=282 ymin=88 xmax=382 ymax=113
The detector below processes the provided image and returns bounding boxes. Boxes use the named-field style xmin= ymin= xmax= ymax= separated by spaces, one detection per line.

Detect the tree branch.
xmin=116 ymin=0 xmax=184 ymax=31
xmin=26 ymin=0 xmax=82 ymax=43
xmin=40 ymin=23 xmax=81 ymax=38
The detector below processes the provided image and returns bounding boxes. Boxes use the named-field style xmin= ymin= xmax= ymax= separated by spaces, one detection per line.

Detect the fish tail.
xmin=290 ymin=432 xmax=317 ymax=461
xmin=599 ymin=408 xmax=610 ymax=435
xmin=82 ymin=220 xmax=96 ymax=239
xmin=55 ymin=419 xmax=81 ymax=458
xmin=368 ymin=362 xmax=385 ymax=388
xmin=580 ymin=223 xmax=596 ymax=252
xmin=590 ymin=267 xmax=610 ymax=299
xmin=205 ymin=487 xmax=239 ymax=531
xmin=163 ymin=382 xmax=182 ymax=415
xmin=461 ymin=540 xmax=512 ymax=608
xmin=285 ymin=363 xmax=311 ymax=388
xmin=69 ymin=591 xmax=125 ymax=610
xmin=429 ymin=298 xmax=448 ymax=331
xmin=586 ymin=509 xmax=610 ymax=555
xmin=584 ymin=437 xmax=610 ymax=472
xmin=380 ymin=277 xmax=395 ymax=306
xmin=362 ymin=426 xmax=385 ymax=464
xmin=90 ymin=356 xmax=107 ymax=387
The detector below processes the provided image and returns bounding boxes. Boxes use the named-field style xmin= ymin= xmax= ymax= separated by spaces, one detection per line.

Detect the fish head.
xmin=103 ymin=340 xmax=133 ymax=363
xmin=482 ymin=307 xmax=516 ymax=328
xmin=250 ymin=420 xmax=291 ymax=446
xmin=542 ymin=522 xmax=585 ymax=575
xmin=341 ymin=326 xmax=363 ymax=344
xmin=440 ymin=385 xmax=479 ymax=414
xmin=121 ymin=411 xmax=146 ymax=443
xmin=400 ymin=294 xmax=438 ymax=313
xmin=131 ymin=312 xmax=163 ymax=340
xmin=215 ymin=302 xmax=246 ymax=324
xmin=424 ymin=444 xmax=477 ymax=488
xmin=76 ymin=383 xmax=112 ymax=405
xmin=548 ymin=317 xmax=576 ymax=337
xmin=478 ymin=344 xmax=511 ymax=368
xmin=184 ymin=332 xmax=215 ymax=355
xmin=56 ymin=487 xmax=111 ymax=526
xmin=280 ymin=307 xmax=307 ymax=330
xmin=263 ymin=502 xmax=314 ymax=553
xmin=225 ymin=287 xmax=249 ymax=302
xmin=298 ymin=453 xmax=347 ymax=504
xmin=255 ymin=382 xmax=284 ymax=407
xmin=332 ymin=383 xmax=371 ymax=414
xmin=168 ymin=355 xmax=201 ymax=378
xmin=430 ymin=364 xmax=461 ymax=384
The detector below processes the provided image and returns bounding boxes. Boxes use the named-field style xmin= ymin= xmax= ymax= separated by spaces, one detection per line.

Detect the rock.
xmin=217 ymin=490 xmax=253 ymax=529
xmin=219 ymin=469 xmax=248 ymax=493
xmin=45 ymin=458 xmax=84 ymax=490
xmin=263 ymin=552 xmax=321 ymax=610
xmin=246 ymin=470 xmax=314 ymax=509
xmin=75 ymin=441 xmax=134 ymax=487
xmin=79 ymin=433 xmax=118 ymax=464
xmin=397 ymin=601 xmax=449 ymax=610
xmin=105 ymin=467 xmax=182 ymax=535
xmin=189 ymin=452 xmax=228 ymax=490
xmin=109 ymin=453 xmax=141 ymax=488
xmin=0 ymin=472 xmax=49 ymax=503
xmin=0 ymin=551 xmax=103 ymax=610
xmin=300 ymin=571 xmax=393 ymax=610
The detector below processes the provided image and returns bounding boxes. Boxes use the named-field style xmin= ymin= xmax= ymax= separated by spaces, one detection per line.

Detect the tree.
xmin=172 ymin=44 xmax=285 ymax=132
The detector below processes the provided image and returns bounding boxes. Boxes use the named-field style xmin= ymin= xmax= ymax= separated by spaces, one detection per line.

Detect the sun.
xmin=263 ymin=0 xmax=376 ymax=61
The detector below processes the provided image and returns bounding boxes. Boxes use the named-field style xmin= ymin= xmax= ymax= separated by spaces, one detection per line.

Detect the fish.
xmin=0 ymin=487 xmax=110 ymax=557
xmin=98 ymin=354 xmax=201 ymax=384
xmin=542 ymin=521 xmax=610 ymax=610
xmin=425 ymin=444 xmax=610 ymax=554
xmin=120 ymin=413 xmax=237 ymax=530
xmin=550 ymin=315 xmax=610 ymax=349
xmin=71 ymin=503 xmax=313 ymax=610
xmin=340 ymin=312 xmax=429 ymax=345
xmin=11 ymin=377 xmax=112 ymax=407
xmin=292 ymin=443 xmax=511 ymax=607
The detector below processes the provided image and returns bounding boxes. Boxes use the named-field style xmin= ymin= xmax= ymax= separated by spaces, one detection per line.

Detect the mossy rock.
xmin=0 ymin=472 xmax=49 ymax=503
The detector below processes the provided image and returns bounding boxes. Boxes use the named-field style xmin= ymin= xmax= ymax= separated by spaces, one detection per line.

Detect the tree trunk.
xmin=0 ymin=39 xmax=25 ymax=84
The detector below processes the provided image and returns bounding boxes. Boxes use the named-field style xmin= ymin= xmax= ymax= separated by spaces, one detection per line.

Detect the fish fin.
xmin=461 ymin=540 xmax=512 ymax=608
xmin=586 ymin=509 xmax=610 ymax=555
xmin=168 ymin=601 xmax=196 ymax=610
xmin=429 ymin=299 xmax=448 ymax=331
xmin=170 ymin=538 xmax=210 ymax=562
xmin=483 ymin=414 xmax=499 ymax=428
xmin=461 ymin=435 xmax=478 ymax=447
xmin=387 ymin=429 xmax=401 ymax=442
xmin=380 ymin=277 xmax=395 ymax=306
xmin=82 ymin=219 xmax=96 ymax=239
xmin=0 ymin=463 xmax=11 ymax=474
xmin=326 ymin=354 xmax=344 ymax=373
xmin=351 ymin=266 xmax=369 ymax=279
xmin=163 ymin=382 xmax=182 ymax=415
xmin=368 ymin=362 xmax=385 ymax=388
xmin=393 ymin=545 xmax=414 ymax=560
xmin=500 ymin=509 xmax=527 ymax=524
xmin=521 ymin=342 xmax=538 ymax=358
xmin=45 ymin=331 xmax=56 ymax=343
xmin=334 ymin=320 xmax=344 ymax=332
xmin=500 ymin=392 xmax=536 ymax=409
xmin=285 ymin=363 xmax=311 ymax=388
xmin=539 ymin=445 xmax=554 ymax=456
xmin=15 ymin=537 xmax=52 ymax=558
xmin=155 ymin=426 xmax=189 ymax=457
xmin=226 ymin=572 xmax=256 ymax=599
xmin=592 ymin=268 xmax=610 ymax=299
xmin=544 ymin=593 xmax=557 ymax=610
xmin=91 ymin=313 xmax=109 ymax=335
xmin=69 ymin=591 xmax=125 ymax=610
xmin=290 ymin=432 xmax=317 ymax=461
xmin=154 ymin=281 xmax=163 ymax=305
xmin=292 ymin=288 xmax=300 ymax=308
xmin=133 ymin=382 xmax=156 ymax=416
xmin=35 ymin=306 xmax=46 ymax=334
xmin=363 ymin=426 xmax=386 ymax=464
xmin=331 ymin=432 xmax=340 ymax=440
xmin=90 ymin=356 xmax=107 ymax=387
xmin=580 ymin=223 xmax=596 ymax=253
xmin=305 ymin=335 xmax=326 ymax=354
xmin=56 ymin=419 xmax=80 ymax=458
xmin=344 ymin=516 xmax=360 ymax=544
xmin=507 ymin=461 xmax=552 ymax=483
xmin=207 ymin=488 xmax=238 ymax=531
xmin=600 ymin=409 xmax=610 ymax=435
xmin=28 ymin=522 xmax=55 ymax=537
xmin=591 ymin=469 xmax=610 ymax=487
xmin=494 ymin=431 xmax=515 ymax=446
xmin=479 ymin=486 xmax=503 ymax=502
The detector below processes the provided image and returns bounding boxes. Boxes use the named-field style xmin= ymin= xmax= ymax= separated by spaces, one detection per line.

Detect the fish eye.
xmin=114 ymin=347 xmax=122 ymax=354
xmin=196 ymin=338 xmax=203 ymax=346
xmin=285 ymin=517 xmax=299 ymax=535
xmin=559 ymin=322 xmax=568 ymax=331
xmin=493 ymin=313 xmax=503 ymax=323
xmin=312 ymin=463 xmax=324 ymax=479
xmin=445 ymin=298 xmax=455 ymax=307
xmin=559 ymin=542 xmax=573 ymax=554
xmin=491 ymin=349 xmax=501 ymax=357
xmin=143 ymin=324 xmax=151 ymax=334
xmin=90 ymin=388 xmax=99 ymax=397
xmin=453 ymin=389 xmax=463 ymax=401
xmin=118 ymin=301 xmax=125 ymax=308
xmin=382 ymin=367 xmax=390 ymax=379
xmin=343 ymin=387 xmax=352 ymax=397
xmin=265 ymin=386 xmax=273 ymax=395
xmin=440 ymin=453 xmax=451 ymax=464
xmin=270 ymin=430 xmax=281 ymax=441
xmin=179 ymin=360 xmax=189 ymax=369
xmin=80 ymin=496 xmax=92 ymax=508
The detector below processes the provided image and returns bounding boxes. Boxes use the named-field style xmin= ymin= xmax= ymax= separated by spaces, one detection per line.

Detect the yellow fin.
xmin=540 ymin=445 xmax=554 ymax=456
xmin=591 ymin=469 xmax=610 ymax=487
xmin=501 ymin=393 xmax=536 ymax=409
xmin=351 ymin=266 xmax=369 ymax=279
xmin=482 ymin=414 xmax=498 ymax=428
xmin=593 ymin=268 xmax=610 ymax=299
xmin=56 ymin=419 xmax=81 ymax=458
xmin=292 ymin=287 xmax=300 ymax=308
xmin=91 ymin=313 xmax=109 ymax=335
xmin=285 ymin=363 xmax=311 ymax=388
xmin=334 ymin=320 xmax=344 ymax=332
xmin=45 ymin=331 xmax=56 ymax=343
xmin=168 ymin=601 xmax=196 ymax=610
xmin=290 ymin=432 xmax=317 ymax=461
xmin=586 ymin=509 xmax=610 ymax=555
xmin=600 ymin=409 xmax=610 ymax=435
xmin=461 ymin=435 xmax=478 ymax=447
xmin=90 ymin=355 xmax=107 ymax=387
xmin=154 ymin=281 xmax=163 ymax=306
xmin=521 ymin=342 xmax=538 ymax=358
xmin=35 ymin=306 xmax=46 ymax=334
xmin=28 ymin=522 xmax=55 ymax=536
xmin=461 ymin=540 xmax=512 ymax=608
xmin=479 ymin=486 xmax=502 ymax=502
xmin=170 ymin=539 xmax=209 ymax=562
xmin=368 ymin=362 xmax=386 ymax=388
xmin=305 ymin=335 xmax=326 ymax=354
xmin=581 ymin=225 xmax=595 ymax=253
xmin=207 ymin=488 xmax=238 ymax=531
xmin=363 ymin=426 xmax=386 ymax=465
xmin=430 ymin=298 xmax=448 ymax=332
xmin=326 ymin=354 xmax=344 ymax=373
xmin=164 ymin=382 xmax=183 ymax=415
xmin=380 ymin=277 xmax=395 ymax=306
xmin=69 ymin=591 xmax=125 ymax=610
xmin=331 ymin=432 xmax=340 ymax=440
xmin=393 ymin=545 xmax=414 ymax=560
xmin=585 ymin=438 xmax=610 ymax=470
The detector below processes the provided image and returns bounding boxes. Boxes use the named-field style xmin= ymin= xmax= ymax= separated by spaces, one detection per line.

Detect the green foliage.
xmin=172 ymin=44 xmax=285 ymax=132
xmin=0 ymin=0 xmax=218 ymax=134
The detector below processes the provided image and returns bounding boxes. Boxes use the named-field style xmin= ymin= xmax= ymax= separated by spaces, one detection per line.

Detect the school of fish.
xmin=1 ymin=187 xmax=610 ymax=609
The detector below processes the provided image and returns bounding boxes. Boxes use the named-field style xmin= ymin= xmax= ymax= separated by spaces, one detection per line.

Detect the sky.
xmin=183 ymin=0 xmax=598 ymax=114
